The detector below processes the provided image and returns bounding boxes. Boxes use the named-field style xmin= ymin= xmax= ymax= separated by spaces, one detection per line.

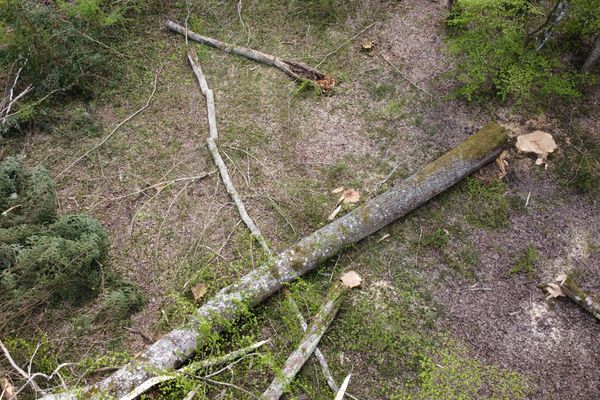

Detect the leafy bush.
xmin=0 ymin=0 xmax=151 ymax=135
xmin=446 ymin=0 xmax=597 ymax=104
xmin=0 ymin=158 xmax=142 ymax=331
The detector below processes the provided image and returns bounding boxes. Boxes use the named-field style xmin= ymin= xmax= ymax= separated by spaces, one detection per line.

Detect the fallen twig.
xmin=167 ymin=21 xmax=327 ymax=83
xmin=118 ymin=339 xmax=270 ymax=400
xmin=0 ymin=339 xmax=43 ymax=394
xmin=379 ymin=53 xmax=432 ymax=97
xmin=334 ymin=374 xmax=352 ymax=400
xmin=315 ymin=22 xmax=377 ymax=68
xmin=123 ymin=327 xmax=154 ymax=344
xmin=1 ymin=60 xmax=33 ymax=125
xmin=262 ymin=272 xmax=361 ymax=400
xmin=56 ymin=68 xmax=161 ymax=179
xmin=187 ymin=48 xmax=271 ymax=255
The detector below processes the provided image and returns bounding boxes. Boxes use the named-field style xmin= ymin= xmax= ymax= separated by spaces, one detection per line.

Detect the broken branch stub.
xmin=540 ymin=275 xmax=600 ymax=321
xmin=42 ymin=122 xmax=508 ymax=400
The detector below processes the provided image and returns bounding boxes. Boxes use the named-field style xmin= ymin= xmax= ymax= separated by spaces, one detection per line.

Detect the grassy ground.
xmin=3 ymin=0 xmax=600 ymax=399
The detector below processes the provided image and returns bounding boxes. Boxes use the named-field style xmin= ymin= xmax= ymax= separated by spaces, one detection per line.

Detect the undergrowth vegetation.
xmin=392 ymin=341 xmax=531 ymax=399
xmin=0 ymin=157 xmax=143 ymax=336
xmin=446 ymin=0 xmax=599 ymax=105
xmin=1 ymin=0 xmax=597 ymax=398
xmin=0 ymin=0 xmax=159 ymax=135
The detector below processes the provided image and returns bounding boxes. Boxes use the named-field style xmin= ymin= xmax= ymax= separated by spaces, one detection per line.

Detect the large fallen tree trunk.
xmin=43 ymin=122 xmax=508 ymax=399
xmin=166 ymin=21 xmax=328 ymax=83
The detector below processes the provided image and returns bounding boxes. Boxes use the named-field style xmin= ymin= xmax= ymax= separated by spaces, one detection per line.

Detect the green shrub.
xmin=446 ymin=0 xmax=596 ymax=104
xmin=0 ymin=158 xmax=142 ymax=332
xmin=0 ymin=157 xmax=57 ymax=227
xmin=0 ymin=0 xmax=151 ymax=135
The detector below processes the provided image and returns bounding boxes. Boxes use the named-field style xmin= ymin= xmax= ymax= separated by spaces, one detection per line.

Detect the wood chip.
xmin=191 ymin=283 xmax=208 ymax=301
xmin=340 ymin=271 xmax=362 ymax=288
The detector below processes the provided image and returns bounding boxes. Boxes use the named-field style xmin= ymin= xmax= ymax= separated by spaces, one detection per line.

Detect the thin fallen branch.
xmin=379 ymin=53 xmax=432 ymax=97
xmin=118 ymin=339 xmax=269 ymax=400
xmin=43 ymin=123 xmax=508 ymax=400
xmin=285 ymin=291 xmax=358 ymax=400
xmin=525 ymin=0 xmax=562 ymax=45
xmin=167 ymin=21 xmax=327 ymax=83
xmin=56 ymin=69 xmax=161 ymax=179
xmin=187 ymin=49 xmax=271 ymax=255
xmin=1 ymin=339 xmax=73 ymax=400
xmin=539 ymin=274 xmax=600 ymax=320
xmin=535 ymin=0 xmax=569 ymax=51
xmin=315 ymin=22 xmax=377 ymax=68
xmin=1 ymin=61 xmax=33 ymax=125
xmin=262 ymin=272 xmax=361 ymax=400
xmin=334 ymin=375 xmax=352 ymax=400
xmin=11 ymin=364 xmax=72 ymax=399
xmin=192 ymin=46 xmax=350 ymax=395
xmin=0 ymin=339 xmax=43 ymax=394
xmin=98 ymin=172 xmax=216 ymax=204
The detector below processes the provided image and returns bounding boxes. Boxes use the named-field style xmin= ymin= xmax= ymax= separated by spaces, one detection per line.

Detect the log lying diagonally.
xmin=187 ymin=49 xmax=271 ymax=255
xmin=166 ymin=21 xmax=327 ymax=82
xmin=43 ymin=122 xmax=508 ymax=399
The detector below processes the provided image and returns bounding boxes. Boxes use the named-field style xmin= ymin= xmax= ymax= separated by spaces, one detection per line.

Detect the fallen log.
xmin=262 ymin=272 xmax=361 ymax=400
xmin=166 ymin=21 xmax=329 ymax=84
xmin=187 ymin=48 xmax=271 ymax=254
xmin=118 ymin=339 xmax=269 ymax=400
xmin=42 ymin=122 xmax=507 ymax=399
xmin=286 ymin=290 xmax=357 ymax=399
xmin=539 ymin=274 xmax=600 ymax=321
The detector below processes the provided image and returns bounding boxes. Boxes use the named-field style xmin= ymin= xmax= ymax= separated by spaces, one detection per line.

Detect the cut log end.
xmin=340 ymin=271 xmax=362 ymax=288
xmin=540 ymin=274 xmax=600 ymax=321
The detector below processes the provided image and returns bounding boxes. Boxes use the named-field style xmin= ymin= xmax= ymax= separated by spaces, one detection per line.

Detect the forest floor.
xmin=9 ymin=0 xmax=600 ymax=399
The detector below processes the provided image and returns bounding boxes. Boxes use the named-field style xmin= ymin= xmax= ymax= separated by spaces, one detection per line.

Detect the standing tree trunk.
xmin=42 ymin=123 xmax=508 ymax=400
xmin=582 ymin=35 xmax=600 ymax=73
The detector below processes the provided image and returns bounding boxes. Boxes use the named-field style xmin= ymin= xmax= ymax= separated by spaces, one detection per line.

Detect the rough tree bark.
xmin=582 ymin=35 xmax=600 ymax=73
xmin=43 ymin=122 xmax=508 ymax=400
xmin=166 ymin=21 xmax=327 ymax=82
xmin=261 ymin=272 xmax=360 ymax=400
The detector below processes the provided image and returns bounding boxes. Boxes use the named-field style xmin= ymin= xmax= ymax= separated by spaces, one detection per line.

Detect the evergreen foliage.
xmin=0 ymin=158 xmax=142 ymax=331
xmin=446 ymin=0 xmax=599 ymax=104
xmin=0 ymin=0 xmax=154 ymax=135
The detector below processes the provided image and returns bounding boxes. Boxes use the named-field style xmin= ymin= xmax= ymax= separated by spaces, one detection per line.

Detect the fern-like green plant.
xmin=0 ymin=158 xmax=142 ymax=333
